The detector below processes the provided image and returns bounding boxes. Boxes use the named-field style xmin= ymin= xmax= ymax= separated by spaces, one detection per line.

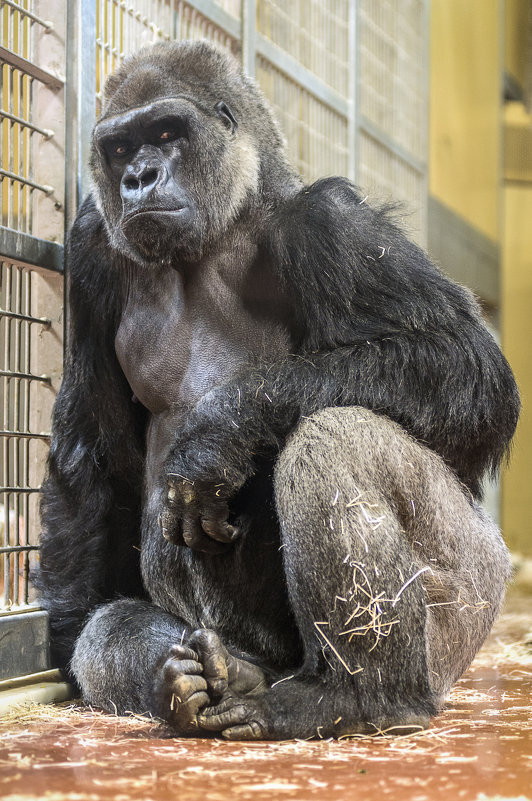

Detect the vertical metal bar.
xmin=65 ymin=0 xmax=97 ymax=227
xmin=1 ymin=265 xmax=10 ymax=605
xmin=26 ymin=4 xmax=34 ymax=240
xmin=496 ymin=0 xmax=504 ymax=306
xmin=347 ymin=0 xmax=358 ymax=182
xmin=241 ymin=0 xmax=256 ymax=78
xmin=22 ymin=267 xmax=30 ymax=602
xmin=64 ymin=0 xmax=97 ymax=349
xmin=12 ymin=266 xmax=21 ymax=603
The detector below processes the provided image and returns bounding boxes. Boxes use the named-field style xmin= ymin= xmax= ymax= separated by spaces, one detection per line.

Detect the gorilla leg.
xmin=71 ymin=598 xmax=269 ymax=732
xmin=71 ymin=598 xmax=203 ymax=728
xmin=200 ymin=407 xmax=511 ymax=740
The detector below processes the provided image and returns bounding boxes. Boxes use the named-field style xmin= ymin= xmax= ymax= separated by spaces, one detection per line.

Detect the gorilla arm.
xmin=163 ymin=178 xmax=519 ymax=548
xmin=36 ymin=197 xmax=148 ymax=679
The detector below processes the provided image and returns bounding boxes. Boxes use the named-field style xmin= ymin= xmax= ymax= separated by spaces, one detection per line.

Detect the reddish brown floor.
xmin=1 ymin=590 xmax=531 ymax=801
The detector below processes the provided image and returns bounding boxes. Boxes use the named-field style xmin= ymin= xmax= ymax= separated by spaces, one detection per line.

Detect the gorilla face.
xmin=92 ymin=95 xmax=249 ymax=265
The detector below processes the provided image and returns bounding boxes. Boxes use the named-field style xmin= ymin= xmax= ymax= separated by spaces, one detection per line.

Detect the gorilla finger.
xmin=163 ymin=657 xmax=205 ymax=685
xmin=222 ymin=721 xmax=265 ymax=740
xmin=197 ymin=701 xmax=249 ymax=731
xmin=159 ymin=508 xmax=183 ymax=545
xmin=169 ymin=659 xmax=204 ymax=676
xmin=169 ymin=644 xmax=199 ymax=661
xmin=170 ymin=674 xmax=209 ymax=703
xmin=188 ymin=629 xmax=229 ymax=696
xmin=201 ymin=517 xmax=241 ymax=544
xmin=183 ymin=515 xmax=229 ymax=553
xmin=172 ymin=691 xmax=210 ymax=722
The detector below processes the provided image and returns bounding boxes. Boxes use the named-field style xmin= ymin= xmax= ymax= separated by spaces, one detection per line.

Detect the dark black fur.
xmin=36 ymin=41 xmax=518 ymax=740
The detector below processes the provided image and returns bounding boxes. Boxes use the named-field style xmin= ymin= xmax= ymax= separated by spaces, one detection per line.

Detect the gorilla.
xmin=37 ymin=41 xmax=518 ymax=740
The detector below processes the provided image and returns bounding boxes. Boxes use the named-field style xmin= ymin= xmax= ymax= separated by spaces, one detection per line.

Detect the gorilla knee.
xmin=274 ymin=406 xmax=409 ymax=520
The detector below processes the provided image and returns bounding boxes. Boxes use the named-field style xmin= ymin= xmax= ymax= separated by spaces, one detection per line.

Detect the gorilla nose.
xmin=121 ymin=165 xmax=162 ymax=199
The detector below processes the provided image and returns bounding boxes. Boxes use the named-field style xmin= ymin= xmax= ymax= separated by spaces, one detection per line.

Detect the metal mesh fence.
xmin=2 ymin=0 xmax=41 ymax=234
xmin=257 ymin=0 xmax=349 ymax=95
xmin=358 ymin=0 xmax=427 ymax=238
xmin=1 ymin=0 xmax=64 ymax=615
xmin=256 ymin=54 xmax=349 ymax=182
xmin=0 ymin=260 xmax=53 ymax=607
xmin=95 ymin=0 xmax=236 ymax=109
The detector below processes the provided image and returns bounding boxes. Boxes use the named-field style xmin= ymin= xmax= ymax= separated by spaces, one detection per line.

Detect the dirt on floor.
xmin=0 ymin=589 xmax=531 ymax=801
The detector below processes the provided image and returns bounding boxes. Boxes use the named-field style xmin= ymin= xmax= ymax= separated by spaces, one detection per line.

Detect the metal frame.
xmin=0 ymin=45 xmax=64 ymax=92
xmin=65 ymin=0 xmax=97 ymax=221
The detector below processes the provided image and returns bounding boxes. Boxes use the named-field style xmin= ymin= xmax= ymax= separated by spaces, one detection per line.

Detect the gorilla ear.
xmin=215 ymin=101 xmax=238 ymax=135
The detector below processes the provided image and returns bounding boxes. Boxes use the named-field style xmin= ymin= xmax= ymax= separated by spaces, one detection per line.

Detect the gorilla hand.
xmin=159 ymin=475 xmax=243 ymax=553
xmin=160 ymin=394 xmax=259 ymax=551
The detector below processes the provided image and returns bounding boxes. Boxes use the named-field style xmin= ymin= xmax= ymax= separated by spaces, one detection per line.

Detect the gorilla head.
xmin=90 ymin=41 xmax=298 ymax=265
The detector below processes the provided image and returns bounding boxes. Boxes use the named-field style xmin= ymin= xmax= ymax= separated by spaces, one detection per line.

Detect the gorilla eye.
xmin=159 ymin=130 xmax=176 ymax=141
xmin=112 ymin=142 xmax=129 ymax=156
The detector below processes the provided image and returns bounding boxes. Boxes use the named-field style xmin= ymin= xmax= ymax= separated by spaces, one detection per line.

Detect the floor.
xmin=0 ymin=590 xmax=531 ymax=801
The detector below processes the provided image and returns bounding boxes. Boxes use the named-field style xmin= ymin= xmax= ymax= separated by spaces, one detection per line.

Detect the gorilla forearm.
xmin=168 ymin=327 xmax=516 ymax=500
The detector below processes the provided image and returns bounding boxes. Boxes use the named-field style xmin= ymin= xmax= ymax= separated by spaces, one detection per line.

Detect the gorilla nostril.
xmin=141 ymin=168 xmax=159 ymax=188
xmin=123 ymin=176 xmax=140 ymax=192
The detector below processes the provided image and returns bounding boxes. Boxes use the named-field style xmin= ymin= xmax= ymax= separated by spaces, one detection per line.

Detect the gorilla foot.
xmin=197 ymin=691 xmax=431 ymax=741
xmin=186 ymin=629 xmax=268 ymax=698
xmin=154 ymin=630 xmax=269 ymax=735
xmin=198 ymin=694 xmax=270 ymax=740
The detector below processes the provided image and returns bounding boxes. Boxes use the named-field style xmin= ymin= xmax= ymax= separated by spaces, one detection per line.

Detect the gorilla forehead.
xmin=101 ymin=41 xmax=271 ymax=130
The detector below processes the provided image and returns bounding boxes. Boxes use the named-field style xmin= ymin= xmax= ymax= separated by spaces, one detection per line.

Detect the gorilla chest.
xmin=114 ymin=266 xmax=291 ymax=415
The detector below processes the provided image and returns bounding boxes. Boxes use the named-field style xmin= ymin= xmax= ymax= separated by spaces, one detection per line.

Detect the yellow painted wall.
xmin=501 ymin=185 xmax=532 ymax=554
xmin=500 ymin=0 xmax=532 ymax=557
xmin=505 ymin=0 xmax=529 ymax=90
xmin=430 ymin=0 xmax=500 ymax=241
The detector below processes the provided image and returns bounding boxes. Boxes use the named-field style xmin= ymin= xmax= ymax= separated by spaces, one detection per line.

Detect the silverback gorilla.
xmin=37 ymin=41 xmax=519 ymax=740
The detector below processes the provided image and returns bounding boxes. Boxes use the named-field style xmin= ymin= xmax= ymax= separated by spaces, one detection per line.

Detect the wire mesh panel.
xmin=358 ymin=131 xmax=426 ymax=239
xmin=357 ymin=0 xmax=428 ymax=242
xmin=95 ymin=0 xmax=236 ymax=107
xmin=256 ymin=0 xmax=350 ymax=182
xmin=256 ymin=54 xmax=348 ymax=182
xmin=95 ymin=0 xmax=173 ymax=105
xmin=0 ymin=260 xmax=56 ymax=608
xmin=211 ymin=0 xmax=239 ymax=18
xmin=359 ymin=0 xmax=426 ymax=156
xmin=257 ymin=0 xmax=349 ymax=95
xmin=174 ymin=2 xmax=235 ymax=52
xmin=1 ymin=0 xmax=56 ymax=234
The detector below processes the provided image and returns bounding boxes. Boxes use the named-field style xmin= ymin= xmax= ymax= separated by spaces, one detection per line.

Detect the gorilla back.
xmin=37 ymin=41 xmax=518 ymax=740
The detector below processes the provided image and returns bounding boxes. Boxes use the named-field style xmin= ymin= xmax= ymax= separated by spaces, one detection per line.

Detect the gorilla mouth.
xmin=122 ymin=208 xmax=187 ymax=225
xmin=121 ymin=207 xmax=194 ymax=261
